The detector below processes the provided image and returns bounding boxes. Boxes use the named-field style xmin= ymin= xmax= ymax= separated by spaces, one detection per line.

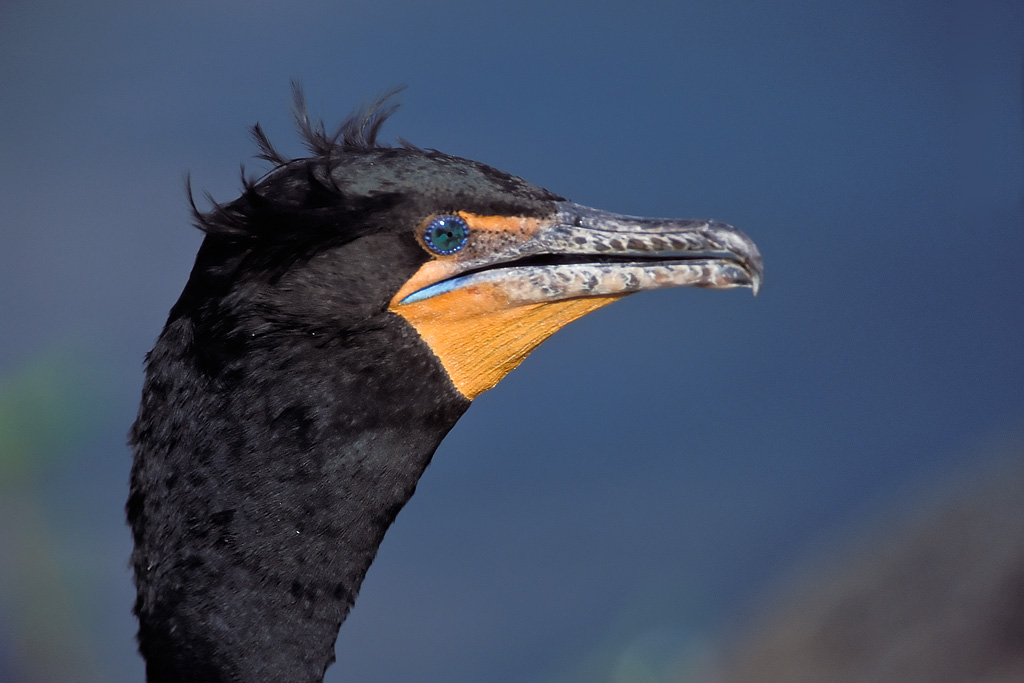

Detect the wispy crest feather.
xmin=249 ymin=82 xmax=405 ymax=166
xmin=189 ymin=84 xmax=407 ymax=239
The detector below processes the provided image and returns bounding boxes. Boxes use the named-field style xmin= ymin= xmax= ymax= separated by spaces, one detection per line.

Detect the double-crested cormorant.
xmin=127 ymin=91 xmax=763 ymax=682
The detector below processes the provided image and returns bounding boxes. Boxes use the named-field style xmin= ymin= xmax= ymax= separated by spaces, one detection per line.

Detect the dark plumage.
xmin=128 ymin=89 xmax=762 ymax=682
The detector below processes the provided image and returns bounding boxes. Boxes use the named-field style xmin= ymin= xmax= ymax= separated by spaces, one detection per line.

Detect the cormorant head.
xmin=129 ymin=90 xmax=765 ymax=681
xmin=182 ymin=88 xmax=762 ymax=399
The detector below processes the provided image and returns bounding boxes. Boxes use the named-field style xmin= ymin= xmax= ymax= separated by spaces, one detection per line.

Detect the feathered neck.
xmin=128 ymin=302 xmax=468 ymax=681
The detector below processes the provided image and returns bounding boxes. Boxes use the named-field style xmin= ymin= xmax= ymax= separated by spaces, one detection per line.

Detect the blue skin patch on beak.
xmin=400 ymin=273 xmax=476 ymax=304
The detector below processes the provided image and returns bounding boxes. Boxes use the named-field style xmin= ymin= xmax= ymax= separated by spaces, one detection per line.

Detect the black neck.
xmin=128 ymin=313 xmax=468 ymax=682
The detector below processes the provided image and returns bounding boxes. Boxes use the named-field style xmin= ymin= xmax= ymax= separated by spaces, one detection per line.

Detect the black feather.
xmin=131 ymin=89 xmax=565 ymax=682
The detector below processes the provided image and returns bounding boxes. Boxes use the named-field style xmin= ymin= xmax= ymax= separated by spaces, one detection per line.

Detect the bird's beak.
xmin=390 ymin=201 xmax=763 ymax=399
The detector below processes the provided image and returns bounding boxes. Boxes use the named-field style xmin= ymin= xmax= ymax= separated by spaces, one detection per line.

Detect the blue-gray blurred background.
xmin=1 ymin=1 xmax=1022 ymax=681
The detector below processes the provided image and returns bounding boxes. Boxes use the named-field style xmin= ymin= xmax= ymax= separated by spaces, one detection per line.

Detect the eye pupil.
xmin=424 ymin=215 xmax=469 ymax=255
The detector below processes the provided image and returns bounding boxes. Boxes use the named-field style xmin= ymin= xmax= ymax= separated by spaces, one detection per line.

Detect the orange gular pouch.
xmin=390 ymin=280 xmax=620 ymax=400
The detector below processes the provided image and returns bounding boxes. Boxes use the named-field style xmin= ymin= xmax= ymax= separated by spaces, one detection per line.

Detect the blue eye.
xmin=423 ymin=215 xmax=470 ymax=255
